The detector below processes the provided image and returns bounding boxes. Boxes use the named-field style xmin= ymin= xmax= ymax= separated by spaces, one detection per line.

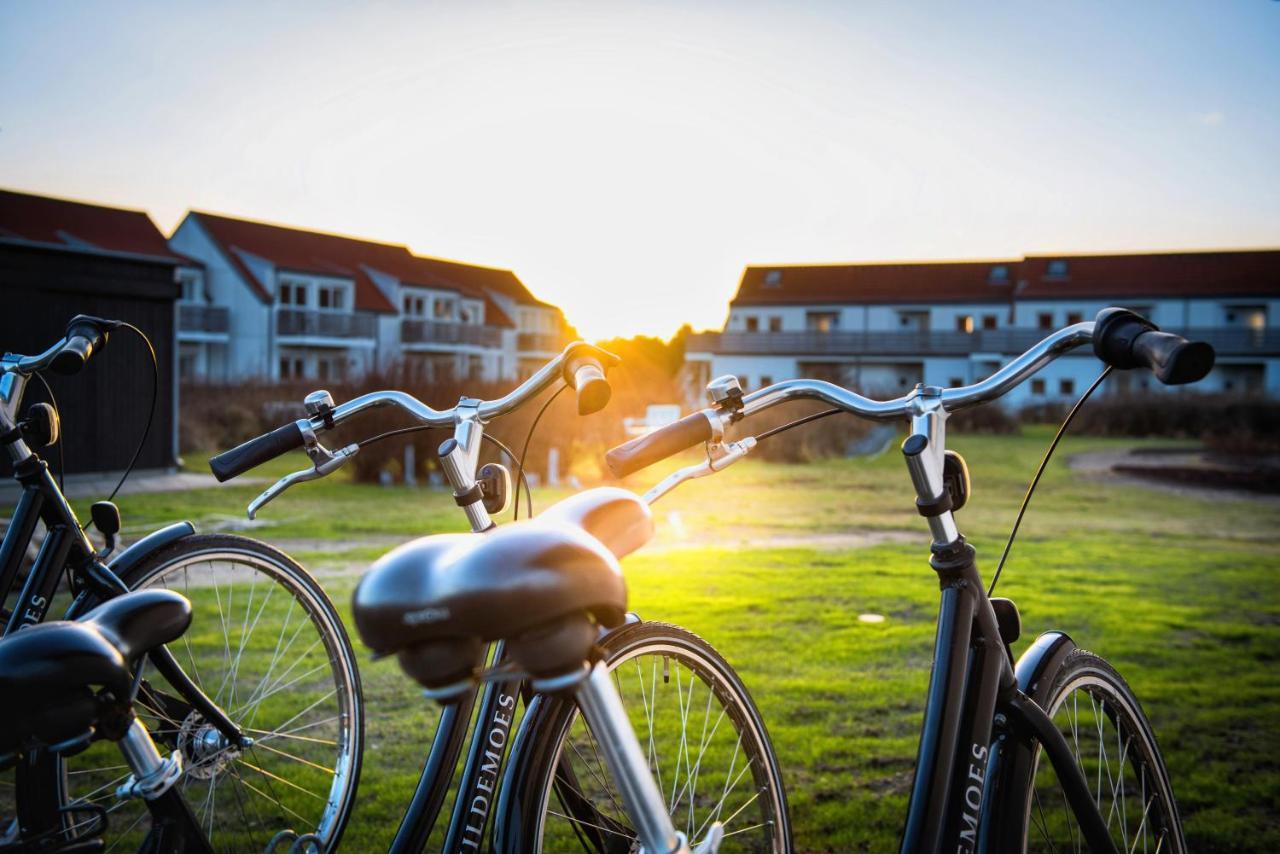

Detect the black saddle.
xmin=352 ymin=487 xmax=652 ymax=689
xmin=0 ymin=589 xmax=191 ymax=755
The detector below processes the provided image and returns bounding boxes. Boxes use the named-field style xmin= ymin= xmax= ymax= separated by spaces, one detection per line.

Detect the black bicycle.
xmin=0 ymin=317 xmax=363 ymax=852
xmin=211 ymin=343 xmax=791 ymax=852
xmin=604 ymin=307 xmax=1212 ymax=853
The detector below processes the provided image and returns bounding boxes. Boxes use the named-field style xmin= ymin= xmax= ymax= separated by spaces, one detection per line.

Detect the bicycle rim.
xmin=62 ymin=539 xmax=362 ymax=852
xmin=1026 ymin=655 xmax=1183 ymax=854
xmin=533 ymin=624 xmax=788 ymax=852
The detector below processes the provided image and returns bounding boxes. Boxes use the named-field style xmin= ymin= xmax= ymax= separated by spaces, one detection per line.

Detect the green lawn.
xmin=25 ymin=429 xmax=1280 ymax=850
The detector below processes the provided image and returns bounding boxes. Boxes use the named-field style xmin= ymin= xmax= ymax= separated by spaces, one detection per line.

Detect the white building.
xmin=686 ymin=250 xmax=1280 ymax=408
xmin=167 ymin=211 xmax=567 ymax=383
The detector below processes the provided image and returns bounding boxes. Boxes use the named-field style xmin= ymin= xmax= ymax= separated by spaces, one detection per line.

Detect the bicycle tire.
xmin=61 ymin=533 xmax=363 ymax=853
xmin=498 ymin=621 xmax=791 ymax=852
xmin=1022 ymin=649 xmax=1184 ymax=853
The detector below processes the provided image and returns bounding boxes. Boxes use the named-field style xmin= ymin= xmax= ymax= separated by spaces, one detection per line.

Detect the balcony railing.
xmin=688 ymin=327 xmax=1280 ymax=358
xmin=177 ymin=304 xmax=230 ymax=335
xmin=517 ymin=331 xmax=565 ymax=353
xmin=277 ymin=309 xmax=377 ymax=339
xmin=401 ymin=319 xmax=503 ymax=349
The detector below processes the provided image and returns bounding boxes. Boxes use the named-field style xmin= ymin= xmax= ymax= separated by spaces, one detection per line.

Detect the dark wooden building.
xmin=0 ymin=189 xmax=181 ymax=475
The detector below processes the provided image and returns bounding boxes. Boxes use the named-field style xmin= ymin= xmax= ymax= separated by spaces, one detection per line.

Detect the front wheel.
xmin=500 ymin=621 xmax=791 ymax=852
xmin=64 ymin=534 xmax=363 ymax=852
xmin=1024 ymin=649 xmax=1185 ymax=853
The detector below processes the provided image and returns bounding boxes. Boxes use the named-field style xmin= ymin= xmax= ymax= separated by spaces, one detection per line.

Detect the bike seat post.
xmin=902 ymin=386 xmax=961 ymax=547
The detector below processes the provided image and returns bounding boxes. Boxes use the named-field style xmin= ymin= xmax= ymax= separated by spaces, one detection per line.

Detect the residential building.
xmin=686 ymin=250 xmax=1280 ymax=407
xmin=167 ymin=212 xmax=568 ymax=383
xmin=0 ymin=189 xmax=182 ymax=473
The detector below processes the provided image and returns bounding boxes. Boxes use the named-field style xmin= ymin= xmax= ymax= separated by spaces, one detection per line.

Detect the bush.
xmin=1018 ymin=392 xmax=1280 ymax=450
xmin=726 ymin=400 xmax=870 ymax=463
xmin=181 ymin=345 xmax=690 ymax=485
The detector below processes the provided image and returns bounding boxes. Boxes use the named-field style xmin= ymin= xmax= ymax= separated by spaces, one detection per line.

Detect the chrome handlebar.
xmin=641 ymin=322 xmax=1097 ymax=506
xmin=732 ymin=322 xmax=1095 ymax=425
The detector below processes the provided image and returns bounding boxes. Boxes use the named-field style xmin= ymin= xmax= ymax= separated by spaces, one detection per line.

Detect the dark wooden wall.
xmin=0 ymin=244 xmax=178 ymax=475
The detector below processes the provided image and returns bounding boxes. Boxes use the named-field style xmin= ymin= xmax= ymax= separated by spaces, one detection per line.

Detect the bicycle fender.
xmin=107 ymin=521 xmax=196 ymax=579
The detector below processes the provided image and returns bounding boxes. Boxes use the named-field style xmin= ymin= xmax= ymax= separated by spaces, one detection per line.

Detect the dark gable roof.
xmin=189 ymin=211 xmax=552 ymax=316
xmin=0 ymin=188 xmax=183 ymax=263
xmin=1018 ymin=250 xmax=1280 ymax=300
xmin=733 ymin=260 xmax=1018 ymax=306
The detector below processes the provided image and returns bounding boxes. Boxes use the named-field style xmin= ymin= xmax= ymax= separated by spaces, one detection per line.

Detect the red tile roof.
xmin=732 ymin=260 xmax=1018 ymax=306
xmin=1017 ymin=250 xmax=1280 ymax=300
xmin=188 ymin=211 xmax=552 ymax=317
xmin=0 ymin=188 xmax=183 ymax=263
xmin=733 ymin=249 xmax=1280 ymax=306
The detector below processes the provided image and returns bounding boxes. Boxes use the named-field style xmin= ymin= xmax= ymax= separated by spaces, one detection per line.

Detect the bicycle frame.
xmin=0 ymin=364 xmax=225 ymax=850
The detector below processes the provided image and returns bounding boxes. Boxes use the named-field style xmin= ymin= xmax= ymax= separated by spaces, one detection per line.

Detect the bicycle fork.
xmin=572 ymin=661 xmax=723 ymax=854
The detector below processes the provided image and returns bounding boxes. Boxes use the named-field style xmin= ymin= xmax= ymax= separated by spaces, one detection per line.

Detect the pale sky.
xmin=2 ymin=1 xmax=1277 ymax=338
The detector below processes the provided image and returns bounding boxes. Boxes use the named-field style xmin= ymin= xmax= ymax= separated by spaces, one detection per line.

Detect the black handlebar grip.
xmin=1131 ymin=331 xmax=1215 ymax=385
xmin=209 ymin=422 xmax=306 ymax=482
xmin=49 ymin=335 xmax=95 ymax=376
xmin=1093 ymin=307 xmax=1215 ymax=386
xmin=571 ymin=360 xmax=611 ymax=415
xmin=605 ymin=411 xmax=714 ymax=478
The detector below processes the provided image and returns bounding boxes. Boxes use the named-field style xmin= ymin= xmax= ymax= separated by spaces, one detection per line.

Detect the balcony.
xmin=177 ymin=304 xmax=230 ymax=335
xmin=687 ymin=327 xmax=1280 ymax=359
xmin=517 ymin=331 xmax=565 ymax=353
xmin=401 ymin=319 xmax=503 ymax=349
xmin=277 ymin=309 xmax=377 ymax=339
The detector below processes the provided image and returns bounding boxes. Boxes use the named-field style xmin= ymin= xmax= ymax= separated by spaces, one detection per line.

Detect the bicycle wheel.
xmin=502 ymin=621 xmax=790 ymax=852
xmin=1024 ymin=649 xmax=1184 ymax=853
xmin=62 ymin=534 xmax=363 ymax=852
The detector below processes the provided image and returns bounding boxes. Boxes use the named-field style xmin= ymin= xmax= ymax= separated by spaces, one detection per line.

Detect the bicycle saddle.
xmin=0 ymin=590 xmax=191 ymax=755
xmin=353 ymin=487 xmax=652 ymax=688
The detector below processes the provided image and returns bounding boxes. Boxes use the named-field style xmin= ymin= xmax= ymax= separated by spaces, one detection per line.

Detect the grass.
xmin=7 ymin=428 xmax=1279 ymax=851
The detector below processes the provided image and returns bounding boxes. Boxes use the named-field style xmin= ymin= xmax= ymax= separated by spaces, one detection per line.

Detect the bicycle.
xmin=211 ymin=342 xmax=791 ymax=851
xmin=602 ymin=307 xmax=1214 ymax=852
xmin=0 ymin=317 xmax=363 ymax=852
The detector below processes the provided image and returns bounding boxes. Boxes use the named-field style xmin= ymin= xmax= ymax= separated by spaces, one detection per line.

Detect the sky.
xmin=1 ymin=1 xmax=1277 ymax=339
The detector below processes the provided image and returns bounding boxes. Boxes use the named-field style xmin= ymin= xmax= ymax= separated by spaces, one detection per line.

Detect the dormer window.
xmin=988 ymin=265 xmax=1009 ymax=284
xmin=1046 ymin=259 xmax=1069 ymax=278
xmin=763 ymin=270 xmax=782 ymax=288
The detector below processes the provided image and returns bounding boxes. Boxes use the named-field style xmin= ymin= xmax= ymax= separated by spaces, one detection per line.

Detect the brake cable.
xmin=106 ymin=322 xmax=159 ymax=504
xmin=987 ymin=365 xmax=1112 ymax=596
xmin=358 ymin=425 xmax=533 ymax=519
xmin=512 ymin=384 xmax=567 ymax=521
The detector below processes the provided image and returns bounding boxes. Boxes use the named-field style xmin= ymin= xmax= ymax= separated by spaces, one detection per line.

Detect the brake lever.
xmin=247 ymin=441 xmax=358 ymax=519
xmin=641 ymin=437 xmax=756 ymax=505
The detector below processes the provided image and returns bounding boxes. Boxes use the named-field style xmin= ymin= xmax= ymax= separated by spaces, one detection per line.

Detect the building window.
xmin=768 ymin=316 xmax=782 ymax=332
xmin=949 ymin=377 xmax=963 ymax=388
xmin=982 ymin=314 xmax=998 ymax=330
xmin=745 ymin=316 xmax=759 ymax=332
xmin=1031 ymin=378 xmax=1046 ymax=395
xmin=403 ymin=294 xmax=426 ymax=317
xmin=1038 ymin=312 xmax=1054 ymax=330
xmin=1059 ymin=378 xmax=1075 ymax=396
xmin=1046 ymin=259 xmax=1069 ymax=278
xmin=989 ymin=265 xmax=1009 ymax=284
xmin=956 ymin=315 xmax=974 ymax=333
xmin=763 ymin=270 xmax=782 ymax=288
xmin=759 ymin=376 xmax=773 ymax=388
xmin=806 ymin=312 xmax=839 ymax=333
xmin=279 ymin=356 xmax=305 ymax=380
xmin=178 ymin=272 xmax=204 ymax=303
xmin=317 ymin=284 xmax=346 ymax=311
xmin=279 ymin=280 xmax=306 ymax=306
xmin=434 ymin=299 xmax=454 ymax=320
xmin=1066 ymin=311 xmax=1083 ymax=325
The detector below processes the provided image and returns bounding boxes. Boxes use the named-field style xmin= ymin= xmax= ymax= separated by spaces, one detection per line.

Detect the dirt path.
xmin=1067 ymin=447 xmax=1280 ymax=507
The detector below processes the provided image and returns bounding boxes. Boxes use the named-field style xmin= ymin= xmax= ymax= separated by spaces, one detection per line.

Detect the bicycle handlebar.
xmin=208 ymin=341 xmax=620 ymax=482
xmin=607 ymin=307 xmax=1215 ymax=477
